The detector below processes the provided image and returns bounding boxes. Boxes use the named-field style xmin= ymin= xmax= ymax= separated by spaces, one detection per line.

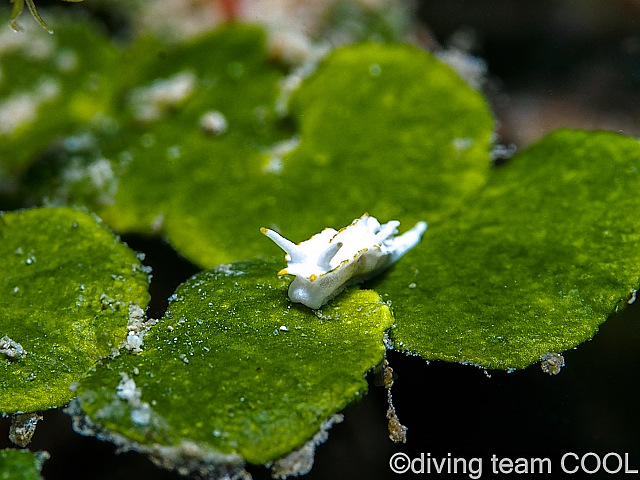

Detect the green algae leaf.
xmin=0 ymin=17 xmax=125 ymax=174
xmin=252 ymin=42 xmax=492 ymax=252
xmin=72 ymin=260 xmax=393 ymax=474
xmin=0 ymin=207 xmax=150 ymax=414
xmin=97 ymin=40 xmax=492 ymax=268
xmin=95 ymin=25 xmax=293 ymax=244
xmin=378 ymin=130 xmax=640 ymax=369
xmin=0 ymin=449 xmax=47 ymax=480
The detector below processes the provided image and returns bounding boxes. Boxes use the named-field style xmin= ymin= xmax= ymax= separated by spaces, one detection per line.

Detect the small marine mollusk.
xmin=261 ymin=214 xmax=427 ymax=309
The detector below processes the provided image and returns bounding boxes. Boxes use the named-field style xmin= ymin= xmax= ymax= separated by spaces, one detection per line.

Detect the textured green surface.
xmin=99 ymin=41 xmax=492 ymax=268
xmin=378 ymin=130 xmax=640 ymax=369
xmin=75 ymin=260 xmax=393 ymax=464
xmin=0 ymin=207 xmax=150 ymax=414
xmin=0 ymin=449 xmax=46 ymax=480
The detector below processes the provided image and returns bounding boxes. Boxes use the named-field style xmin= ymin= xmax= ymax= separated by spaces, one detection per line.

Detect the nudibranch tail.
xmin=317 ymin=241 xmax=343 ymax=269
xmin=260 ymin=227 xmax=306 ymax=263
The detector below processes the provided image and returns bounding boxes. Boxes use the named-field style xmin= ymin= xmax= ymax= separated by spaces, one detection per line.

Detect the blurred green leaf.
xmin=0 ymin=19 xmax=130 ymax=174
xmin=96 ymin=41 xmax=492 ymax=268
xmin=90 ymin=25 xmax=290 ymax=236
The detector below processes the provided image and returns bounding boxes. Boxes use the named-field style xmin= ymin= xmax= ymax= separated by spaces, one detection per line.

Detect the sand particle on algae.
xmin=0 ymin=336 xmax=27 ymax=360
xmin=540 ymin=352 xmax=565 ymax=375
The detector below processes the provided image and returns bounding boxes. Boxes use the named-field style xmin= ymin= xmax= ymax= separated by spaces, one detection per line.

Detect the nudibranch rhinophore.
xmin=260 ymin=214 xmax=428 ymax=309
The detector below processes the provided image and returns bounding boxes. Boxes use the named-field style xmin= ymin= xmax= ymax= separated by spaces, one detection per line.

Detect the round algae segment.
xmin=0 ymin=207 xmax=150 ymax=414
xmin=381 ymin=130 xmax=640 ymax=369
xmin=75 ymin=260 xmax=393 ymax=465
xmin=171 ymin=42 xmax=493 ymax=267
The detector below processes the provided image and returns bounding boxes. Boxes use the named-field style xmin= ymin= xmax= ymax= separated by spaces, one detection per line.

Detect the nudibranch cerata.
xmin=260 ymin=214 xmax=427 ymax=309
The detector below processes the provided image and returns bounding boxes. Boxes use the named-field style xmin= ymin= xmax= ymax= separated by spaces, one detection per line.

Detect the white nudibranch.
xmin=261 ymin=214 xmax=427 ymax=309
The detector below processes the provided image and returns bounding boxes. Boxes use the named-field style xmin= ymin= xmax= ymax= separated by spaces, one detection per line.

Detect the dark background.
xmin=417 ymin=0 xmax=640 ymax=146
xmin=2 ymin=0 xmax=640 ymax=478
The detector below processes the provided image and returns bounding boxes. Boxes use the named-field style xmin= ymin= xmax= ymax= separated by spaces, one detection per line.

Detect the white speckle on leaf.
xmin=261 ymin=214 xmax=427 ymax=309
xmin=126 ymin=332 xmax=143 ymax=352
xmin=314 ymin=310 xmax=340 ymax=321
xmin=25 ymin=36 xmax=56 ymax=60
xmin=150 ymin=212 xmax=165 ymax=233
xmin=262 ymin=135 xmax=300 ymax=174
xmin=436 ymin=48 xmax=487 ymax=90
xmin=56 ymin=157 xmax=119 ymax=206
xmin=36 ymin=78 xmax=60 ymax=100
xmin=198 ymin=110 xmax=228 ymax=135
xmin=452 ymin=137 xmax=474 ymax=151
xmin=215 ymin=263 xmax=245 ymax=277
xmin=63 ymin=132 xmax=97 ymax=153
xmin=116 ymin=373 xmax=139 ymax=402
xmin=55 ymin=48 xmax=79 ymax=72
xmin=129 ymin=304 xmax=146 ymax=326
xmin=274 ymin=43 xmax=330 ymax=116
xmin=0 ymin=77 xmax=61 ymax=136
xmin=116 ymin=373 xmax=153 ymax=426
xmin=121 ymin=303 xmax=151 ymax=353
xmin=490 ymin=143 xmax=517 ymax=162
xmin=130 ymin=403 xmax=152 ymax=425
xmin=87 ymin=159 xmax=114 ymax=190
xmin=369 ymin=63 xmax=381 ymax=76
xmin=166 ymin=145 xmax=182 ymax=160
xmin=268 ymin=29 xmax=316 ymax=66
xmin=263 ymin=157 xmax=283 ymax=175
xmin=128 ymin=70 xmax=197 ymax=122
